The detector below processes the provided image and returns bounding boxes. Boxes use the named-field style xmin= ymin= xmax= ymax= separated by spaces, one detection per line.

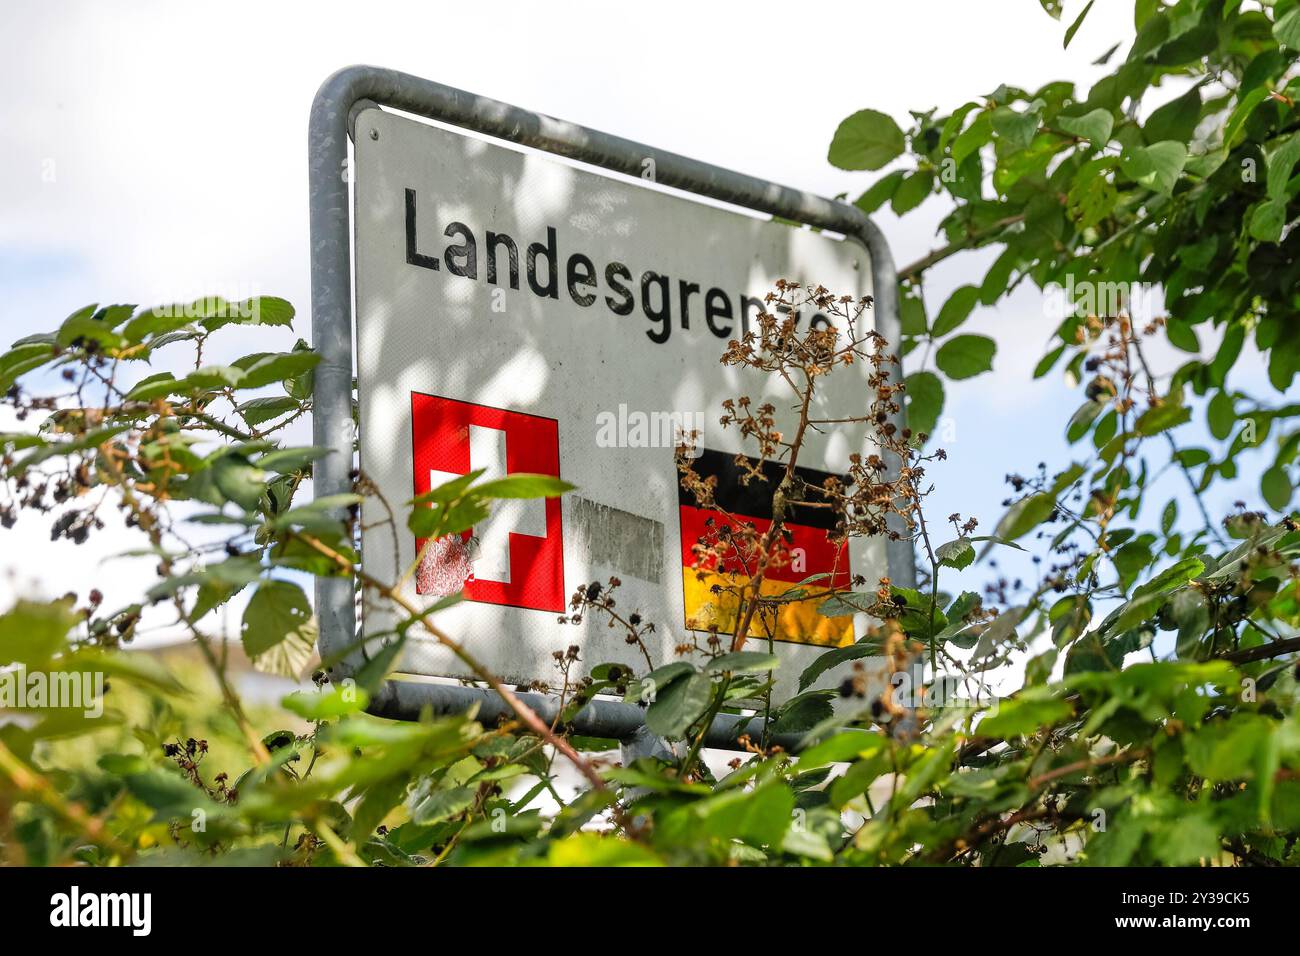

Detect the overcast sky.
xmin=0 ymin=1 xmax=1289 ymax=660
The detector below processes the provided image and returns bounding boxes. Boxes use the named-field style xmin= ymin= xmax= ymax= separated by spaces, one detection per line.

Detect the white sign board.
xmin=353 ymin=107 xmax=885 ymax=700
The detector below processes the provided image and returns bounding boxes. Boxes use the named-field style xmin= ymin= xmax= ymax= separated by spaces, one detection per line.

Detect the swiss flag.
xmin=410 ymin=392 xmax=565 ymax=613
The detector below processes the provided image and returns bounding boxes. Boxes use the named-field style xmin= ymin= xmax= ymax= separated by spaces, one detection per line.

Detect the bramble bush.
xmin=3 ymin=0 xmax=1300 ymax=866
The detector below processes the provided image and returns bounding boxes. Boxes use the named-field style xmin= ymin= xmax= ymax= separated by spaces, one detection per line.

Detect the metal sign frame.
xmin=308 ymin=65 xmax=914 ymax=752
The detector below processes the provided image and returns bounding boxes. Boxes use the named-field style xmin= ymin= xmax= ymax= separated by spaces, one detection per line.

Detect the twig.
xmin=896 ymin=214 xmax=1025 ymax=282
xmin=1220 ymin=636 xmax=1300 ymax=665
xmin=1026 ymin=749 xmax=1145 ymax=791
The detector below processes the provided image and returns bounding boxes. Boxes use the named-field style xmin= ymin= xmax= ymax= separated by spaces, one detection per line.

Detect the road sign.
xmin=308 ymin=67 xmax=911 ymax=744
xmin=352 ymin=106 xmax=884 ymax=699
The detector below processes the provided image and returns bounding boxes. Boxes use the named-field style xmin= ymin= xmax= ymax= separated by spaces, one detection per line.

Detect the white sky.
xmin=2 ymin=0 xmax=1143 ymax=311
xmin=0 ymin=1 xmax=1289 ymax=661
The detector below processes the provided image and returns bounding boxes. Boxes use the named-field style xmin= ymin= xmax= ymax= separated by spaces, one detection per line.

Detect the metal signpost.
xmin=309 ymin=66 xmax=913 ymax=753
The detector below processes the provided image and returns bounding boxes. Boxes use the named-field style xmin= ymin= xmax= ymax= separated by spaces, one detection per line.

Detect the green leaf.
xmin=284 ymin=338 xmax=315 ymax=400
xmin=212 ymin=455 xmax=266 ymax=511
xmin=233 ymin=351 xmax=320 ymax=390
xmin=935 ymin=334 xmax=996 ymax=380
xmin=236 ymin=396 xmax=301 ymax=426
xmin=98 ymin=753 xmax=150 ymax=776
xmin=781 ymin=827 xmax=834 ymax=862
xmin=829 ymin=754 xmax=890 ymax=808
xmin=798 ymin=642 xmax=878 ymax=693
xmin=995 ymin=492 xmax=1057 ymax=541
xmin=197 ymin=297 xmax=295 ymax=333
xmin=185 ymin=365 xmax=247 ymax=391
xmin=471 ymin=474 xmax=575 ymax=499
xmin=352 ymin=776 xmax=410 ymax=841
xmin=125 ymin=769 xmax=226 ymax=821
xmin=663 ymin=780 xmax=794 ymax=847
xmin=547 ymin=832 xmax=662 ymax=866
xmin=951 ymin=110 xmax=993 ymax=165
xmin=1274 ymin=6 xmax=1300 ymax=50
xmin=1135 ymin=402 xmax=1191 ymax=436
xmin=979 ymin=248 xmax=1017 ymax=305
xmin=409 ymin=784 xmax=475 ymax=826
xmin=854 ymin=170 xmax=906 ymax=214
xmin=56 ymin=307 xmax=127 ymax=351
xmin=1120 ymin=141 xmax=1187 ymax=194
xmin=0 ymin=342 xmax=59 ymax=391
xmin=813 ymin=589 xmax=875 ymax=619
xmin=270 ymin=493 xmax=363 ymax=531
xmin=1184 ymin=715 xmax=1270 ymax=781
xmin=1092 ymin=408 xmax=1117 ymax=448
xmin=124 ymin=372 xmax=179 ymax=401
xmin=1063 ymin=0 xmax=1094 ymax=48
xmin=1135 ymin=557 xmax=1205 ymax=600
xmin=1207 ymin=391 xmax=1235 ymax=441
xmin=935 ymin=536 xmax=975 ymax=570
xmin=1160 ymin=499 xmax=1178 ymax=535
xmin=706 ymin=651 xmax=779 ymax=674
xmin=978 ymin=694 xmax=1072 ymax=739
xmin=1262 ymin=465 xmax=1292 ymax=511
xmin=932 ymin=285 xmax=980 ymax=337
xmin=410 ymin=470 xmax=486 ymax=507
xmin=241 ymin=580 xmax=315 ymax=659
xmin=1066 ymin=400 xmax=1105 ymax=443
xmin=770 ymin=691 xmax=835 ymax=734
xmin=890 ymin=170 xmax=933 ymax=214
xmin=1150 ymin=812 xmax=1220 ymax=866
xmin=1265 ymin=131 xmax=1300 ymax=200
xmin=645 ymin=672 xmax=712 ymax=739
xmin=939 ymin=102 xmax=979 ymax=154
xmin=992 ymin=104 xmax=1043 ymax=151
xmin=0 ymin=599 xmax=77 ymax=668
xmin=903 ymin=371 xmax=943 ymax=438
xmin=1209 ymin=324 xmax=1244 ymax=386
xmin=1034 ymin=344 xmax=1066 ymax=379
xmin=1224 ymin=86 xmax=1269 ymax=149
xmin=1057 ymin=108 xmax=1114 ymax=145
xmin=828 ymin=109 xmax=906 ymax=171
xmin=407 ymin=468 xmax=490 ymax=539
xmin=1144 ymin=87 xmax=1201 ymax=145
xmin=969 ymin=535 xmax=1027 ymax=552
xmin=11 ymin=423 xmax=131 ymax=476
xmin=282 ymin=685 xmax=370 ymax=721
xmin=1164 ymin=319 xmax=1199 ymax=353
xmin=246 ymin=296 xmax=295 ymax=327
xmin=796 ymin=731 xmax=887 ymax=769
xmin=122 ymin=309 xmax=194 ymax=344
xmin=1249 ymin=198 xmax=1287 ymax=243
xmin=407 ymin=513 xmax=482 ymax=554
xmin=255 ymin=445 xmax=328 ymax=474
xmin=899 ymin=288 xmax=927 ymax=336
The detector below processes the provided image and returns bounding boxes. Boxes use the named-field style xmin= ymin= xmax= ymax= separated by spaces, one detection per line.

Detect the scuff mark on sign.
xmin=568 ymin=496 xmax=663 ymax=583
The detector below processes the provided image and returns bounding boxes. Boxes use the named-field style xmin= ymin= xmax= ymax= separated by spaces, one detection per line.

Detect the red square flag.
xmin=410 ymin=392 xmax=565 ymax=613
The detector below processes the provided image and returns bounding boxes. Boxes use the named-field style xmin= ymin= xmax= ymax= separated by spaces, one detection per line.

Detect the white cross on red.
xmin=428 ymin=423 xmax=547 ymax=584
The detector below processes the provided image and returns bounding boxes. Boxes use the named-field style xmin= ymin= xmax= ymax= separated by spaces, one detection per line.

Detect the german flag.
xmin=679 ymin=449 xmax=853 ymax=647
